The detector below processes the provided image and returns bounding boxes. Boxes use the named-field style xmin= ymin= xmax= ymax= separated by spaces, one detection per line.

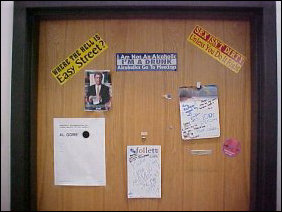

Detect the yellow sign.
xmin=51 ymin=33 xmax=108 ymax=85
xmin=187 ymin=25 xmax=246 ymax=73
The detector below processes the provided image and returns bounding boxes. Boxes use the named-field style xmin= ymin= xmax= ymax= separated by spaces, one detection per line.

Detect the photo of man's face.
xmin=94 ymin=74 xmax=102 ymax=85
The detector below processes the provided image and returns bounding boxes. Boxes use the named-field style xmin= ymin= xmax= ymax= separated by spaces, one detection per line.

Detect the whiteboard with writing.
xmin=179 ymin=85 xmax=220 ymax=140
xmin=127 ymin=145 xmax=161 ymax=198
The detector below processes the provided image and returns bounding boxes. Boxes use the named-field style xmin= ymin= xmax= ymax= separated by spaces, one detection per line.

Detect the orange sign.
xmin=188 ymin=25 xmax=246 ymax=73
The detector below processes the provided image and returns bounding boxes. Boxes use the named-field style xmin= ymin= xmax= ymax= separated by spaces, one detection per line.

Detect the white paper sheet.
xmin=179 ymin=85 xmax=220 ymax=140
xmin=54 ymin=118 xmax=106 ymax=186
xmin=127 ymin=145 xmax=161 ymax=198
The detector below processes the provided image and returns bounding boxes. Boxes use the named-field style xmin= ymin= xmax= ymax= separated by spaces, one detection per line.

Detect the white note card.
xmin=54 ymin=118 xmax=106 ymax=186
xmin=179 ymin=85 xmax=220 ymax=140
xmin=127 ymin=145 xmax=161 ymax=198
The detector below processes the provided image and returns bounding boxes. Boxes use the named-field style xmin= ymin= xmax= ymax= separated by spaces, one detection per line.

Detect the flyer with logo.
xmin=54 ymin=118 xmax=106 ymax=186
xmin=127 ymin=145 xmax=161 ymax=198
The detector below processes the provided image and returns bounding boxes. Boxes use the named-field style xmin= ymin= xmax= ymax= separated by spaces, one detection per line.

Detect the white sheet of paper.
xmin=54 ymin=118 xmax=106 ymax=186
xmin=180 ymin=97 xmax=220 ymax=140
xmin=127 ymin=145 xmax=161 ymax=198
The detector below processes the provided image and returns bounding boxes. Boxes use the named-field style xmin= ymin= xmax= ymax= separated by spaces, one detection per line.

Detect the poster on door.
xmin=127 ymin=145 xmax=161 ymax=198
xmin=179 ymin=85 xmax=220 ymax=140
xmin=54 ymin=118 xmax=106 ymax=186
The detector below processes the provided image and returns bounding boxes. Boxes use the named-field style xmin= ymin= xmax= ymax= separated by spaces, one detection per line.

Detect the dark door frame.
xmin=11 ymin=1 xmax=277 ymax=211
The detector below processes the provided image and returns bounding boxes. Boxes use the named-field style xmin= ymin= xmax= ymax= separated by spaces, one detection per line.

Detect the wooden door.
xmin=37 ymin=17 xmax=251 ymax=211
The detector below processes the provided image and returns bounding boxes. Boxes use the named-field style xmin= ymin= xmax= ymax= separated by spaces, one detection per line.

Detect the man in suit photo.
xmin=85 ymin=71 xmax=111 ymax=110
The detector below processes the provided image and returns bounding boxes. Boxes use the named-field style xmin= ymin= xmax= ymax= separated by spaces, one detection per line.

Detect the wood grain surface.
xmin=37 ymin=18 xmax=251 ymax=211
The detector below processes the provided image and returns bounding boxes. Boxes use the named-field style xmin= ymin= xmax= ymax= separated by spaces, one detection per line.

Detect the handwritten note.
xmin=127 ymin=145 xmax=161 ymax=198
xmin=179 ymin=85 xmax=220 ymax=140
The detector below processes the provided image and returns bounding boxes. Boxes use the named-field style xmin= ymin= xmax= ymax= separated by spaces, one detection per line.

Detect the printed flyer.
xmin=127 ymin=145 xmax=161 ymax=198
xmin=54 ymin=118 xmax=106 ymax=186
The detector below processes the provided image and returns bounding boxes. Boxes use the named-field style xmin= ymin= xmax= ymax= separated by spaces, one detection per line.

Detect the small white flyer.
xmin=127 ymin=145 xmax=161 ymax=198
xmin=54 ymin=118 xmax=106 ymax=186
xmin=179 ymin=85 xmax=220 ymax=140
